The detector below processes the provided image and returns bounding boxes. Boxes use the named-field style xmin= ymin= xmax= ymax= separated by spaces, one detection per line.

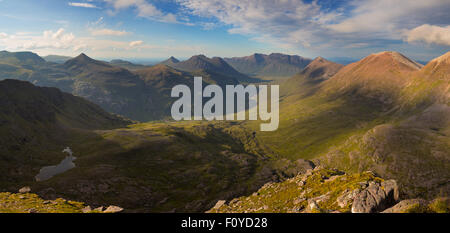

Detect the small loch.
xmin=35 ymin=147 xmax=76 ymax=182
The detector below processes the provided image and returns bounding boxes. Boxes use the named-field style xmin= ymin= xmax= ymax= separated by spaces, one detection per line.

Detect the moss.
xmin=428 ymin=198 xmax=449 ymax=213
xmin=402 ymin=203 xmax=430 ymax=213
xmin=0 ymin=192 xmax=90 ymax=213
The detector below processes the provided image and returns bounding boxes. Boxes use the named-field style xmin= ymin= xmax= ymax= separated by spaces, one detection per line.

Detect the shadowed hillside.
xmin=0 ymin=79 xmax=131 ymax=188
xmin=225 ymin=53 xmax=312 ymax=78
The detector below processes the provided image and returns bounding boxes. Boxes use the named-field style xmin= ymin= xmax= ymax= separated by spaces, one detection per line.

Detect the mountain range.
xmin=0 ymin=49 xmax=448 ymax=213
xmin=224 ymin=53 xmax=312 ymax=77
xmin=163 ymin=54 xmax=260 ymax=83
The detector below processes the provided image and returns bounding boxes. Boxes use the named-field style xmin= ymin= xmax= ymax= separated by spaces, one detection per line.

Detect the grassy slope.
xmin=243 ymin=52 xmax=449 ymax=200
xmin=11 ymin=121 xmax=307 ymax=212
xmin=0 ymin=192 xmax=90 ymax=213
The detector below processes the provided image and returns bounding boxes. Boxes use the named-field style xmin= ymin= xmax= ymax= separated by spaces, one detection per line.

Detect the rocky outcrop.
xmin=104 ymin=205 xmax=124 ymax=213
xmin=206 ymin=167 xmax=445 ymax=213
xmin=382 ymin=198 xmax=449 ymax=213
xmin=351 ymin=180 xmax=399 ymax=213
xmin=381 ymin=199 xmax=428 ymax=213
xmin=208 ymin=168 xmax=405 ymax=213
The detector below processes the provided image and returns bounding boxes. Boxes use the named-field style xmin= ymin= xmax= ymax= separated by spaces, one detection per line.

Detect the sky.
xmin=0 ymin=0 xmax=449 ymax=62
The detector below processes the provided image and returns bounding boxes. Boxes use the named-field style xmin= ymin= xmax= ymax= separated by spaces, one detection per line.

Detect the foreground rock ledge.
xmin=208 ymin=168 xmax=449 ymax=213
xmin=0 ymin=192 xmax=123 ymax=213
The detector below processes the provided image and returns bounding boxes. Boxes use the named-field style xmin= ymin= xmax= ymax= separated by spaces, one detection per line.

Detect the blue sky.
xmin=0 ymin=0 xmax=449 ymax=62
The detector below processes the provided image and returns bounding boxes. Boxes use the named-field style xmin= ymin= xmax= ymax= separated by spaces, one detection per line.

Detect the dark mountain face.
xmin=0 ymin=79 xmax=131 ymax=188
xmin=167 ymin=55 xmax=258 ymax=83
xmin=1 ymin=52 xmax=165 ymax=121
xmin=224 ymin=53 xmax=312 ymax=77
xmin=0 ymin=79 xmax=130 ymax=156
xmin=61 ymin=54 xmax=160 ymax=121
xmin=0 ymin=79 xmax=130 ymax=130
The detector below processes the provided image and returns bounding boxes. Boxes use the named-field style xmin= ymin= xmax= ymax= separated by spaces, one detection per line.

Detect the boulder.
xmin=81 ymin=206 xmax=92 ymax=213
xmin=382 ymin=199 xmax=428 ymax=213
xmin=104 ymin=205 xmax=124 ymax=213
xmin=351 ymin=180 xmax=399 ymax=213
xmin=93 ymin=206 xmax=104 ymax=212
xmin=19 ymin=186 xmax=31 ymax=193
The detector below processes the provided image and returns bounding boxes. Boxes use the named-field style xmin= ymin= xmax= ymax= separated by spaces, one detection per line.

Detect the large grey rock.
xmin=382 ymin=199 xmax=428 ymax=213
xmin=351 ymin=180 xmax=399 ymax=213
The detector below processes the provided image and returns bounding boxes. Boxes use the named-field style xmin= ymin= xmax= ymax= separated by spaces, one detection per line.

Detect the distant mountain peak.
xmin=75 ymin=53 xmax=92 ymax=60
xmin=312 ymin=56 xmax=326 ymax=62
xmin=66 ymin=53 xmax=101 ymax=64
xmin=300 ymin=56 xmax=343 ymax=80
xmin=168 ymin=56 xmax=179 ymax=62
xmin=159 ymin=56 xmax=180 ymax=66
xmin=63 ymin=53 xmax=112 ymax=73
xmin=189 ymin=54 xmax=209 ymax=61
xmin=367 ymin=51 xmax=422 ymax=70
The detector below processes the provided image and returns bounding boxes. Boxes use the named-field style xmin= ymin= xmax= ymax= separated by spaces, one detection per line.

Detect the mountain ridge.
xmin=225 ymin=53 xmax=312 ymax=77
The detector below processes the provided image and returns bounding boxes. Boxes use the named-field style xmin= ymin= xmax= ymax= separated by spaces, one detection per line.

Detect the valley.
xmin=0 ymin=50 xmax=448 ymax=213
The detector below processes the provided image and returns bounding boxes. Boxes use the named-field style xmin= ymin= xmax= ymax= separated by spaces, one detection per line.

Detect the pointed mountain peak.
xmin=190 ymin=54 xmax=208 ymax=60
xmin=72 ymin=53 xmax=95 ymax=62
xmin=300 ymin=56 xmax=343 ymax=79
xmin=64 ymin=53 xmax=110 ymax=71
xmin=168 ymin=56 xmax=179 ymax=63
xmin=312 ymin=56 xmax=327 ymax=62
xmin=159 ymin=56 xmax=180 ymax=66
xmin=363 ymin=51 xmax=422 ymax=71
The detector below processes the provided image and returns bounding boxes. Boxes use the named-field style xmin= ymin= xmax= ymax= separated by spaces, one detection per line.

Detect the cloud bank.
xmin=405 ymin=24 xmax=450 ymax=46
xmin=178 ymin=0 xmax=450 ymax=53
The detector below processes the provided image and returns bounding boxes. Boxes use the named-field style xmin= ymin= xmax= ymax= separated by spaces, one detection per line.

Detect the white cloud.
xmin=68 ymin=2 xmax=99 ymax=8
xmin=178 ymin=0 xmax=450 ymax=54
xmin=0 ymin=28 xmax=217 ymax=58
xmin=90 ymin=28 xmax=130 ymax=36
xmin=326 ymin=0 xmax=449 ymax=35
xmin=104 ymin=0 xmax=179 ymax=23
xmin=405 ymin=24 xmax=450 ymax=46
xmin=178 ymin=0 xmax=321 ymax=48
xmin=0 ymin=28 xmax=77 ymax=51
xmin=129 ymin=40 xmax=143 ymax=47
